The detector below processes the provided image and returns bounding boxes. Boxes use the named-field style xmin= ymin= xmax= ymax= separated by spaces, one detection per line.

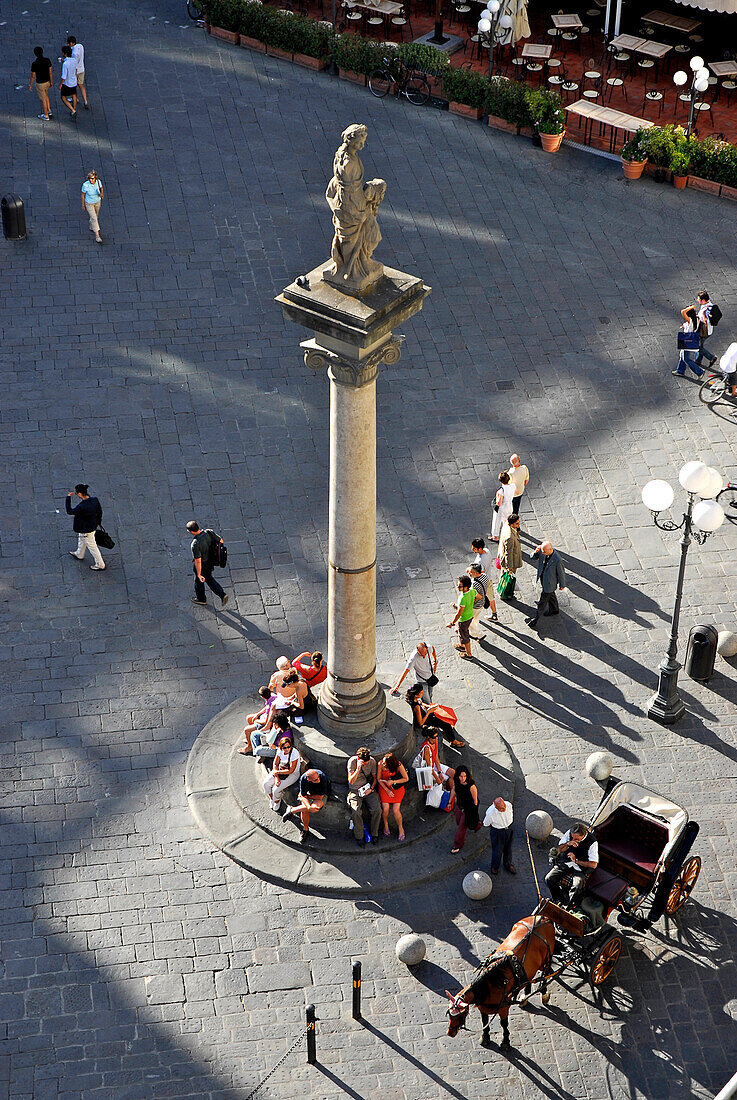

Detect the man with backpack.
xmin=186 ymin=520 xmax=228 ymax=607
xmin=695 ymin=291 xmax=722 ymax=369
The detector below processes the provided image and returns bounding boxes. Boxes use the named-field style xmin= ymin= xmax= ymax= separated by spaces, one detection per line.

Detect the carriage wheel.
xmin=590 ymin=935 xmax=622 ymax=986
xmin=665 ymin=855 xmax=701 ymax=915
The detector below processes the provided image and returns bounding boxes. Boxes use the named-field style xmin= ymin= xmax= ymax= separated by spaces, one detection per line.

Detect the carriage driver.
xmin=545 ymin=821 xmax=599 ymax=908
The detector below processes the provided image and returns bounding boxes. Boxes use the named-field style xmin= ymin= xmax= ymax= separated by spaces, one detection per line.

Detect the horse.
xmin=446 ymin=913 xmax=556 ymax=1048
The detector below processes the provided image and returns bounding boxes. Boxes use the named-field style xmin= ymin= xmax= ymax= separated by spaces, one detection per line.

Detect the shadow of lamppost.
xmin=641 ymin=460 xmax=726 ymax=725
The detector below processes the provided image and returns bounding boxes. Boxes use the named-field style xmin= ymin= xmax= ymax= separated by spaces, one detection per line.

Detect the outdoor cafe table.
xmin=709 ymin=60 xmax=737 ymax=77
xmin=348 ymin=0 xmax=403 ymax=17
xmin=551 ymin=13 xmax=582 ymax=28
xmin=610 ymin=33 xmax=672 ymax=60
xmin=642 ymin=8 xmax=701 ymax=34
xmin=521 ymin=42 xmax=553 ymax=59
xmin=565 ymin=100 xmax=653 ymax=153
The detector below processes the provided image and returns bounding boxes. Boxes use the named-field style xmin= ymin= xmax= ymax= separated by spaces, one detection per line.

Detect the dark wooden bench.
xmin=594 ymin=804 xmax=669 ymax=890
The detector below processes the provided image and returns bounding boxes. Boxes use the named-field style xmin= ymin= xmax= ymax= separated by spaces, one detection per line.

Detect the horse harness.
xmin=479 ymin=918 xmax=553 ymax=999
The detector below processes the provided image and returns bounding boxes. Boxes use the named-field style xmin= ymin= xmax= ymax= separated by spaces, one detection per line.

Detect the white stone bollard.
xmin=717 ymin=631 xmax=737 ymax=658
xmin=526 ymin=810 xmax=553 ymax=841
xmin=395 ymin=934 xmax=426 ymax=966
xmin=462 ymin=870 xmax=492 ymax=900
xmin=585 ymin=751 xmax=613 ymax=782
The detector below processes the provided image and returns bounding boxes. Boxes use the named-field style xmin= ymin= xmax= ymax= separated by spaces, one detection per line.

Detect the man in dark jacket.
xmin=187 ymin=520 xmax=228 ymax=607
xmin=526 ymin=540 xmax=566 ymax=629
xmin=66 ymin=483 xmax=105 ymax=570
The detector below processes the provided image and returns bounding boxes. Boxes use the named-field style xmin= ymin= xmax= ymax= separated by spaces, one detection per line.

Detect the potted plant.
xmin=620 ymin=128 xmax=649 ymax=180
xmin=669 ymin=127 xmax=697 ymax=189
xmin=486 ymin=76 xmax=531 ymax=135
xmin=442 ymin=66 xmax=490 ymax=120
xmin=527 ymin=88 xmax=566 ymax=153
xmin=207 ymin=0 xmax=240 ymax=42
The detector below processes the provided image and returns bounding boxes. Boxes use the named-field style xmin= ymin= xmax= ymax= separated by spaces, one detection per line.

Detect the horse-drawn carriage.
xmin=447 ymin=777 xmax=702 ymax=1047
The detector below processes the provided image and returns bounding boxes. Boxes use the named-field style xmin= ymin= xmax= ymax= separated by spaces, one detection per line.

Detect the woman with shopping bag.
xmin=406 ymin=684 xmax=465 ymax=748
xmin=417 ymin=730 xmax=455 ymax=808
xmin=497 ymin=514 xmax=522 ymax=601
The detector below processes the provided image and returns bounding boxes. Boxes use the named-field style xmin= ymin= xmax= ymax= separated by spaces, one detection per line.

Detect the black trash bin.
xmin=2 ymin=195 xmax=27 ymax=240
xmin=684 ymin=624 xmax=718 ymax=682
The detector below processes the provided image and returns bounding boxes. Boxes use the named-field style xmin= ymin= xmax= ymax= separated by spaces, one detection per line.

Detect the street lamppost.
xmin=641 ymin=461 xmax=725 ymax=725
xmin=478 ymin=2 xmax=514 ymax=80
xmin=673 ymin=55 xmax=710 ymax=139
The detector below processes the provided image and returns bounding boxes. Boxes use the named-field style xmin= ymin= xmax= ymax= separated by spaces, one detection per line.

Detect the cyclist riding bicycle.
xmin=719 ymin=342 xmax=737 ymax=399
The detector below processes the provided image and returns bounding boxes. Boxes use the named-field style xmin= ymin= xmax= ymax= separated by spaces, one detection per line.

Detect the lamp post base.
xmin=646 ymin=661 xmax=685 ymax=725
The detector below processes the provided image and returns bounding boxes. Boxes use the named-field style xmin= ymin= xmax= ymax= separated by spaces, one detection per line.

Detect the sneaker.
xmin=191 ymin=597 xmax=207 ymax=605
xmin=38 ymin=114 xmax=49 ymax=120
xmin=671 ymin=370 xmax=684 ymax=376
xmin=90 ymin=564 xmax=105 ymax=570
xmin=84 ymin=102 xmax=89 ymax=110
xmin=221 ymin=594 xmax=229 ymax=607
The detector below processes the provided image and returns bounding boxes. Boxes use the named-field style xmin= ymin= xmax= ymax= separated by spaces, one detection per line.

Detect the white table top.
xmin=610 ymin=33 xmax=671 ymax=58
xmin=709 ymin=60 xmax=737 ymax=77
xmin=350 ymin=0 xmax=402 ymax=13
xmin=565 ymin=99 xmax=654 ymax=133
xmin=551 ymin=13 xmax=582 ymax=28
xmin=642 ymin=9 xmax=700 ymax=33
xmin=521 ymin=42 xmax=553 ymax=59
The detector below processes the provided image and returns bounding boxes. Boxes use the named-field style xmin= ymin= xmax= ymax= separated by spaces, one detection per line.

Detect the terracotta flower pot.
xmin=267 ymin=45 xmax=293 ymax=61
xmin=673 ymin=174 xmax=688 ymax=190
xmin=687 ymin=176 xmax=721 ymax=196
xmin=338 ymin=68 xmax=366 ymax=86
xmin=239 ymin=34 xmax=266 ymax=53
xmin=487 ymin=114 xmax=518 ymax=135
xmin=293 ymin=52 xmax=328 ymax=71
xmin=622 ymin=157 xmax=647 ymax=180
xmin=540 ymin=131 xmax=565 ymax=153
xmin=449 ymin=101 xmax=484 ymax=121
xmin=721 ymin=184 xmax=737 ymax=202
xmin=209 ymin=25 xmax=239 ymax=44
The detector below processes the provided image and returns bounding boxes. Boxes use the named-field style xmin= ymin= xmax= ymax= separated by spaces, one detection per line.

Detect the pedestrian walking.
xmin=347 ymin=747 xmax=382 ymax=846
xmin=59 ymin=44 xmax=78 ymax=116
xmin=29 ymin=46 xmax=53 ymax=121
xmin=673 ymin=307 xmax=704 ymax=378
xmin=81 ymin=170 xmax=104 ymax=243
xmin=470 ymin=537 xmax=499 ymax=622
xmin=497 ymin=514 xmax=522 ymax=600
xmin=65 ymin=483 xmax=105 ymax=570
xmin=490 ymin=471 xmax=514 ymax=542
xmin=390 ymin=641 xmax=438 ymax=702
xmin=446 ymin=575 xmax=475 ymax=660
xmin=526 ymin=540 xmax=566 ymax=630
xmin=451 ymin=765 xmax=481 ymax=854
xmin=467 ymin=563 xmax=488 ymax=640
xmin=67 ymin=35 xmax=89 ymax=109
xmin=483 ymin=796 xmax=515 ymax=875
xmin=186 ymin=520 xmax=228 ymax=607
xmin=695 ymin=291 xmax=719 ymax=369
xmin=507 ymin=454 xmax=530 ymax=518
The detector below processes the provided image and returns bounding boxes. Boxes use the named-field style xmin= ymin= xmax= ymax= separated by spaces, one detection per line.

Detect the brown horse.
xmin=446 ymin=913 xmax=555 ymax=1048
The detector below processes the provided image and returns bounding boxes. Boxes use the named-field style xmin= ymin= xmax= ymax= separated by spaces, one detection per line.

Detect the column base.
xmin=318 ymin=680 xmax=387 ymax=739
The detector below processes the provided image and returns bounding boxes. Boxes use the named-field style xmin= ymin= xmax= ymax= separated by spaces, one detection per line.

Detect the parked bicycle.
xmin=187 ymin=0 xmax=206 ymax=20
xmin=716 ymin=480 xmax=737 ymax=525
xmin=698 ymin=368 xmax=737 ymax=406
xmin=368 ymin=56 xmax=430 ymax=106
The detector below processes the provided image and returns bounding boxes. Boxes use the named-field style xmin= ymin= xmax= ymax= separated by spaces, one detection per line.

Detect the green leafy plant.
xmin=334 ymin=33 xmax=386 ymax=75
xmin=525 ymin=88 xmax=565 ymax=135
xmin=668 ymin=127 xmax=697 ymax=175
xmin=689 ymin=136 xmax=737 ymax=187
xmin=486 ymin=76 xmax=532 ymax=129
xmin=205 ymin=0 xmax=242 ymax=30
xmin=442 ymin=67 xmax=489 ymax=109
xmin=620 ymin=127 xmax=649 ymax=163
xmin=398 ymin=41 xmax=450 ymax=77
xmin=640 ymin=123 xmax=677 ymax=169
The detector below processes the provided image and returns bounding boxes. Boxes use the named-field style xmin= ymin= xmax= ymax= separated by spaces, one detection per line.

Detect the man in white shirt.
xmin=507 ymin=454 xmax=530 ymax=518
xmin=695 ymin=291 xmax=718 ymax=369
xmin=59 ymin=45 xmax=78 ymax=116
xmin=483 ymin=796 xmax=515 ymax=875
xmin=545 ymin=822 xmax=598 ymax=907
xmin=67 ymin=36 xmax=88 ymax=109
xmin=719 ymin=342 xmax=737 ymax=401
xmin=390 ymin=641 xmax=438 ymax=703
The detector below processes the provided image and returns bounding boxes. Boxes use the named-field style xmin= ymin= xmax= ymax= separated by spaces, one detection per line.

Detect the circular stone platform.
xmin=186 ymin=683 xmax=514 ymax=895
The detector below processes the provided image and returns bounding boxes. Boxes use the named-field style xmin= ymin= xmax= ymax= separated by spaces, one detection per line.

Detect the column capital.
xmin=301 ymin=336 xmax=404 ymax=389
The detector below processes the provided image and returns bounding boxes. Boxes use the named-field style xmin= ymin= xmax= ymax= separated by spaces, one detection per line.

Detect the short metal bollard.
xmin=352 ymin=960 xmax=362 ymax=1020
xmin=306 ymin=1003 xmax=316 ymax=1064
xmin=1 ymin=195 xmax=27 ymax=240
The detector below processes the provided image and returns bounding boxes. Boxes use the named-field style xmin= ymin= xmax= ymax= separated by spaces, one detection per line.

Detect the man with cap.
xmin=66 ymin=483 xmax=105 ymax=570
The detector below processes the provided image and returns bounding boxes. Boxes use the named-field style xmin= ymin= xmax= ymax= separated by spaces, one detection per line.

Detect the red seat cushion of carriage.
xmin=595 ymin=805 xmax=669 ymax=875
xmin=585 ymin=867 xmax=629 ymax=907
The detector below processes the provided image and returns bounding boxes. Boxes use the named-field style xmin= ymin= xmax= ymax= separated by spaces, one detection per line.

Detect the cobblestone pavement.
xmin=3 ymin=1 xmax=737 ymax=1097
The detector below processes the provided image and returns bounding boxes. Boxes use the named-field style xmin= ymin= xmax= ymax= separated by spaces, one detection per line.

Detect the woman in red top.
xmin=378 ymin=752 xmax=409 ymax=842
xmin=292 ymin=650 xmax=327 ymax=687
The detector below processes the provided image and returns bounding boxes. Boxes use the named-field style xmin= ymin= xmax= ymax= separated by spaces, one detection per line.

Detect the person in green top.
xmin=446 ymin=575 xmax=475 ymax=660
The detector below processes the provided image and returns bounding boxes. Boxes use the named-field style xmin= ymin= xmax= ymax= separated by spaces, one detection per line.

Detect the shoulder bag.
xmin=94 ymin=525 xmax=115 ymax=550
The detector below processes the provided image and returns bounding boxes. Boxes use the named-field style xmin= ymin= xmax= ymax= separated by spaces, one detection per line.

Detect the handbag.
xmin=497 ymin=571 xmax=516 ymax=600
xmin=433 ymin=705 xmax=457 ymax=726
xmin=415 ymin=765 xmax=433 ymax=791
xmin=94 ymin=525 xmax=115 ymax=550
xmin=425 ymin=783 xmax=444 ymax=808
xmin=678 ymin=330 xmax=700 ymax=351
xmin=420 ymin=643 xmax=438 ymax=688
xmin=216 ymin=541 xmax=228 ymax=568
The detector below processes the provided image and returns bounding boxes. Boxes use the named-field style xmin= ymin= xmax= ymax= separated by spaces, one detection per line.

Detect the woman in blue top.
xmin=81 ymin=170 xmax=104 ymax=243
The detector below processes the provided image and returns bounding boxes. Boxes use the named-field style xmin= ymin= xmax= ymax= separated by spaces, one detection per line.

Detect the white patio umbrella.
xmin=497 ymin=0 xmax=530 ymax=47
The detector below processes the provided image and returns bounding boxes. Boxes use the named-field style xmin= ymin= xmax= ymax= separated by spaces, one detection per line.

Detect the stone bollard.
xmin=717 ymin=631 xmax=737 ymax=658
xmin=526 ymin=810 xmax=553 ymax=842
xmin=462 ymin=870 xmax=492 ymax=900
xmin=395 ymin=934 xmax=426 ymax=966
xmin=585 ymin=751 xmax=613 ymax=783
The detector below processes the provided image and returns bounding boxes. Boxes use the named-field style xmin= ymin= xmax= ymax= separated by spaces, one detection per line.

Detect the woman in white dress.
xmin=491 ymin=471 xmax=515 ymax=542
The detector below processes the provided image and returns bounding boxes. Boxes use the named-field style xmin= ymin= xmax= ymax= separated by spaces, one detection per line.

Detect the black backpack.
xmin=710 ymin=303 xmax=722 ymax=327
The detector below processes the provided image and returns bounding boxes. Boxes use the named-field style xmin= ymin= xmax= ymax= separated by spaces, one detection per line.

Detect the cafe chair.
xmin=605 ymin=75 xmax=627 ymax=102
xmin=643 ymin=88 xmax=665 ymax=117
xmin=391 ymin=5 xmax=412 ymax=39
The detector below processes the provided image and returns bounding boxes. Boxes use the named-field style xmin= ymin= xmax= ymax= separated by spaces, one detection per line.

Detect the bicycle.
xmin=716 ymin=481 xmax=737 ymax=525
xmin=368 ymin=57 xmax=430 ymax=106
xmin=186 ymin=0 xmax=206 ymax=20
xmin=698 ymin=368 xmax=736 ymax=406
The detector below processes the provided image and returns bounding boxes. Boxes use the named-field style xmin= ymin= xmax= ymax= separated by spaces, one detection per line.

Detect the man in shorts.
xmin=446 ymin=575 xmax=475 ymax=661
xmin=29 ymin=46 xmax=53 ymax=121
xmin=59 ymin=45 xmax=78 ymax=117
xmin=67 ymin=35 xmax=89 ymax=109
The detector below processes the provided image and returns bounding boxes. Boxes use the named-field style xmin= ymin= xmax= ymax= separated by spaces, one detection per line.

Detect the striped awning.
xmin=672 ymin=0 xmax=737 ymax=11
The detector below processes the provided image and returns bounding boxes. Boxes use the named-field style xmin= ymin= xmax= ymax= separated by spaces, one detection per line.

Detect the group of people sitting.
xmin=240 ymin=650 xmax=326 ymax=755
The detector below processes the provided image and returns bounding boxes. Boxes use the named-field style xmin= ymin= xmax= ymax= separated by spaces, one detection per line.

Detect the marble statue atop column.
xmin=324 ymin=124 xmax=387 ymax=296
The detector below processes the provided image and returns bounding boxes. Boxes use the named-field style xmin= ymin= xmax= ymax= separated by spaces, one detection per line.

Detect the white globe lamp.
xmin=679 ymin=460 xmax=710 ymax=496
xmin=642 ymin=479 xmax=674 ymax=513
xmin=487 ymin=0 xmax=500 ymax=11
xmin=701 ymin=467 xmax=724 ymax=499
xmin=673 ymin=71 xmax=688 ymax=86
xmin=689 ymin=55 xmax=704 ymax=71
xmin=694 ymin=78 xmax=709 ymax=93
xmin=692 ymin=500 xmax=725 ymax=533
xmin=479 ymin=16 xmax=491 ymax=32
xmin=500 ymin=13 xmax=513 ymax=28
xmin=696 ymin=66 xmax=709 ymax=82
